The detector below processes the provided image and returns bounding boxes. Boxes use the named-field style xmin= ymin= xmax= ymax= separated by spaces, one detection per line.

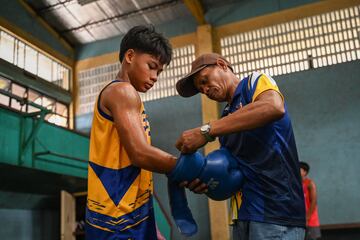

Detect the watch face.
xmin=201 ymin=124 xmax=210 ymax=133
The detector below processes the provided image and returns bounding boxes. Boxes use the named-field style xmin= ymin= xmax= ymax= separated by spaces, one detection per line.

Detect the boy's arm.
xmin=103 ymin=82 xmax=176 ymax=173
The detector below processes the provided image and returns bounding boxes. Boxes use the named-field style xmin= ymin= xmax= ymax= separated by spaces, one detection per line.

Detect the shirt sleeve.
xmin=248 ymin=72 xmax=284 ymax=102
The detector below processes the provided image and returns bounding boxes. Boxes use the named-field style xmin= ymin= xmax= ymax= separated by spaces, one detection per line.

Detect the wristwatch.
xmin=200 ymin=123 xmax=216 ymax=142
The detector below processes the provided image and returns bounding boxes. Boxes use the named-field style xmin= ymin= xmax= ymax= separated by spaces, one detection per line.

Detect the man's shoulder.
xmin=243 ymin=72 xmax=266 ymax=91
xmin=247 ymin=72 xmax=277 ymax=84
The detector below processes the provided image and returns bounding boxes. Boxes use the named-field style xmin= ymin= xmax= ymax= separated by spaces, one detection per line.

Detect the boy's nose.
xmin=150 ymin=74 xmax=157 ymax=83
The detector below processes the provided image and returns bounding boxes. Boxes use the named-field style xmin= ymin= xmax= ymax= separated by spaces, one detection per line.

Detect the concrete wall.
xmin=206 ymin=0 xmax=318 ymax=26
xmin=145 ymin=95 xmax=211 ymax=240
xmin=0 ymin=209 xmax=59 ymax=240
xmin=277 ymin=60 xmax=360 ymax=225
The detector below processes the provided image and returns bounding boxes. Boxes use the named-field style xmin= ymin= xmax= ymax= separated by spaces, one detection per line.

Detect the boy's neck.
xmin=115 ymin=69 xmax=130 ymax=82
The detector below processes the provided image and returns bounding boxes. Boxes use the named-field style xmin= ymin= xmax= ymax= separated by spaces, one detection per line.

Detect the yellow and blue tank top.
xmin=223 ymin=73 xmax=306 ymax=227
xmin=86 ymin=80 xmax=157 ymax=239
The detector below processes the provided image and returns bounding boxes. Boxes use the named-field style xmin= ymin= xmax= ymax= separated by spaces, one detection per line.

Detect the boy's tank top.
xmin=86 ymin=80 xmax=156 ymax=239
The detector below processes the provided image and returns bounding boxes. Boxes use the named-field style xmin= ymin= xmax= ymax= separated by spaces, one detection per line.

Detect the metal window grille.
xmin=0 ymin=27 xmax=71 ymax=90
xmin=0 ymin=75 xmax=69 ymax=128
xmin=221 ymin=6 xmax=360 ymax=79
xmin=140 ymin=44 xmax=195 ymax=102
xmin=77 ymin=62 xmax=120 ymax=115
xmin=77 ymin=45 xmax=195 ymax=114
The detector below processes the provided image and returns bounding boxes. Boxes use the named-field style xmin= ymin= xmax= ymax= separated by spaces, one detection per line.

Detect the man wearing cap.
xmin=175 ymin=53 xmax=306 ymax=240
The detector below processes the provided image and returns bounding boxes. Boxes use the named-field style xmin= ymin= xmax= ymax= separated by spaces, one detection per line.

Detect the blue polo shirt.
xmin=220 ymin=72 xmax=305 ymax=227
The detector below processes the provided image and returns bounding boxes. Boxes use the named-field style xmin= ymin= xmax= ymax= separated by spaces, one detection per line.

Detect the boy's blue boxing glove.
xmin=167 ymin=148 xmax=244 ymax=236
xmin=167 ymin=151 xmax=205 ymax=237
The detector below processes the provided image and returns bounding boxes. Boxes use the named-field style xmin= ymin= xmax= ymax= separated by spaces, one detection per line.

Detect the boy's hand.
xmin=180 ymin=178 xmax=208 ymax=194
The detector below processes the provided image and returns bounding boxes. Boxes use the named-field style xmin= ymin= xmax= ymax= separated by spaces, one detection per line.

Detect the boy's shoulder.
xmin=103 ymin=80 xmax=136 ymax=96
xmin=102 ymin=80 xmax=141 ymax=106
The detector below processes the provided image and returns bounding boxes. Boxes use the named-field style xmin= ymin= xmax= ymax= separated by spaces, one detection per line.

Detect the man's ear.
xmin=216 ymin=59 xmax=228 ymax=71
xmin=124 ymin=49 xmax=135 ymax=64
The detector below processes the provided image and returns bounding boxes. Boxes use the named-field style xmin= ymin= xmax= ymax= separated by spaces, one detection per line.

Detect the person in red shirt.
xmin=300 ymin=162 xmax=321 ymax=240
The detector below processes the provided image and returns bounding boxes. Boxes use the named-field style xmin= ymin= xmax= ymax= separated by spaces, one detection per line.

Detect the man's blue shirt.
xmin=220 ymin=72 xmax=305 ymax=227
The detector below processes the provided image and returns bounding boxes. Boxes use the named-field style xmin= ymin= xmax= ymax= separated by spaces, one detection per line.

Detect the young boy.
xmin=86 ymin=25 xmax=177 ymax=239
xmin=300 ymin=161 xmax=321 ymax=240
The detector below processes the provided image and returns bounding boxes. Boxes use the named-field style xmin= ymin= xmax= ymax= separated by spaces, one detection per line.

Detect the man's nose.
xmin=201 ymin=86 xmax=209 ymax=94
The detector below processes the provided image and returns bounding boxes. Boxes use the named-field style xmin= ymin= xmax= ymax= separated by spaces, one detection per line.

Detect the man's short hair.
xmin=299 ymin=161 xmax=310 ymax=173
xmin=119 ymin=25 xmax=172 ymax=65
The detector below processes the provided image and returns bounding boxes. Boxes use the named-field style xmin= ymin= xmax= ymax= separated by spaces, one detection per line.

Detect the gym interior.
xmin=0 ymin=0 xmax=359 ymax=239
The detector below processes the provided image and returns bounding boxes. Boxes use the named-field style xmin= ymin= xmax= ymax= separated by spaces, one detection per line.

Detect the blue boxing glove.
xmin=169 ymin=148 xmax=244 ymax=200
xmin=167 ymin=148 xmax=244 ymax=236
xmin=167 ymin=152 xmax=205 ymax=237
xmin=168 ymin=151 xmax=205 ymax=182
xmin=198 ymin=148 xmax=244 ymax=201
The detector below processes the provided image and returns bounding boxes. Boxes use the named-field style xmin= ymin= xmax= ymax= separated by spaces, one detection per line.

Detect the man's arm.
xmin=103 ymin=82 xmax=176 ymax=173
xmin=176 ymin=89 xmax=285 ymax=153
xmin=211 ymin=89 xmax=285 ymax=136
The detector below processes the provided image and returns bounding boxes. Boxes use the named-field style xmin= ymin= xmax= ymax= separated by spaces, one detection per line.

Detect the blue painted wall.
xmin=206 ymin=0 xmax=319 ymax=26
xmin=76 ymin=34 xmax=123 ymax=61
xmin=75 ymin=112 xmax=93 ymax=134
xmin=0 ymin=208 xmax=59 ymax=240
xmin=276 ymin=60 xmax=360 ymax=225
xmin=0 ymin=0 xmax=73 ymax=58
xmin=145 ymin=95 xmax=211 ymax=240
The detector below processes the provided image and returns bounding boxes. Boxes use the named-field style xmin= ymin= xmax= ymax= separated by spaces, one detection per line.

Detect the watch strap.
xmin=201 ymin=123 xmax=216 ymax=142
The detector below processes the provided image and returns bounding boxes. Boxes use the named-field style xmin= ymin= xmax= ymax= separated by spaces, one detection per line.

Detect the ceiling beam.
xmin=36 ymin=0 xmax=75 ymax=13
xmin=61 ymin=0 xmax=180 ymax=33
xmin=18 ymin=0 xmax=74 ymax=60
xmin=183 ymin=0 xmax=207 ymax=25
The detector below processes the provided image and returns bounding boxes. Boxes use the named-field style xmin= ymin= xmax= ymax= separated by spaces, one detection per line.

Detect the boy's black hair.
xmin=119 ymin=25 xmax=172 ymax=65
xmin=299 ymin=161 xmax=310 ymax=173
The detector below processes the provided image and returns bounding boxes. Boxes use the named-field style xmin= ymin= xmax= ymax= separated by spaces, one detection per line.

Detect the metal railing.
xmin=0 ymin=76 xmax=69 ymax=128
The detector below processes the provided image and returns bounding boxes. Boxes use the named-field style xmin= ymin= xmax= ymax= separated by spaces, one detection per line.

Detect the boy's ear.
xmin=124 ymin=49 xmax=135 ymax=64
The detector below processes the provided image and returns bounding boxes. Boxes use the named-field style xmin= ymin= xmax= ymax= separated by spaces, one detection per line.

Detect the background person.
xmin=300 ymin=161 xmax=322 ymax=240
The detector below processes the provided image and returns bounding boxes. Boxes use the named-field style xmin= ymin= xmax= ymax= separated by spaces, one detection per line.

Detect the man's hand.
xmin=180 ymin=179 xmax=208 ymax=194
xmin=175 ymin=127 xmax=207 ymax=153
